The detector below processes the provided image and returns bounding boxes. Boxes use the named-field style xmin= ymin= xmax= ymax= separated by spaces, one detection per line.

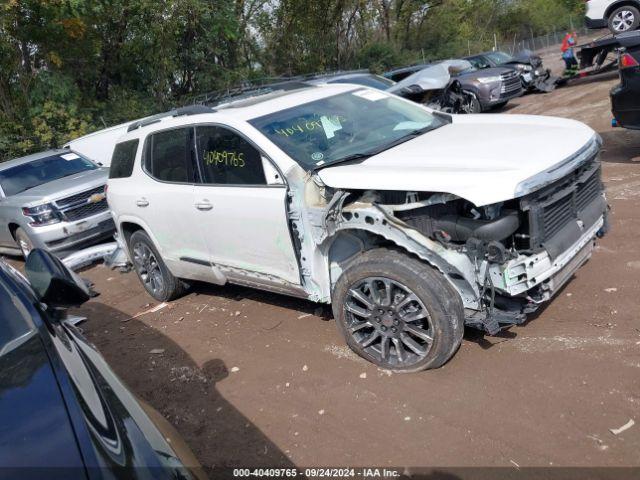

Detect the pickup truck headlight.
xmin=515 ymin=64 xmax=533 ymax=72
xmin=477 ymin=75 xmax=502 ymax=84
xmin=22 ymin=204 xmax=61 ymax=227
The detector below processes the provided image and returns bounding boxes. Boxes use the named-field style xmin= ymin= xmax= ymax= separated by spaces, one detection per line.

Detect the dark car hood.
xmin=456 ymin=66 xmax=514 ymax=80
xmin=509 ymin=49 xmax=542 ymax=67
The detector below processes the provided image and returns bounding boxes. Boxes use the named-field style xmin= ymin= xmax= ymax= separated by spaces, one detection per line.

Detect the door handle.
xmin=195 ymin=201 xmax=213 ymax=211
xmin=136 ymin=198 xmax=149 ymax=207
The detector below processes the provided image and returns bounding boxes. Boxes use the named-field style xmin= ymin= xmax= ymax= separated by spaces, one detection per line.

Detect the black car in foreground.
xmin=611 ymin=32 xmax=640 ymax=129
xmin=0 ymin=250 xmax=204 ymax=479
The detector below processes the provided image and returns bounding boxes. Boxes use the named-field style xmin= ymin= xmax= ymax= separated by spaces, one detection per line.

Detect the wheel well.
xmin=119 ymin=221 xmax=144 ymax=247
xmin=8 ymin=223 xmax=20 ymax=241
xmin=605 ymin=1 xmax=640 ymax=19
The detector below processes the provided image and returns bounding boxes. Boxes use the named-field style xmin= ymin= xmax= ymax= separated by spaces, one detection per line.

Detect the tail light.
xmin=620 ymin=53 xmax=639 ymax=69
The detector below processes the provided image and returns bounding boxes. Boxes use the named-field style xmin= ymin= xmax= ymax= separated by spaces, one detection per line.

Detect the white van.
xmin=64 ymin=121 xmax=134 ymax=167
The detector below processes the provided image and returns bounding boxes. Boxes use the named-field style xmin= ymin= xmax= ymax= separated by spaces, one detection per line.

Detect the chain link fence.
xmin=494 ymin=26 xmax=592 ymax=55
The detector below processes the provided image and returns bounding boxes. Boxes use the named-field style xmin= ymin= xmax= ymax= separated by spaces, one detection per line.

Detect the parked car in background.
xmin=307 ymin=66 xmax=480 ymax=113
xmin=0 ymin=150 xmax=114 ymax=258
xmin=0 ymin=250 xmax=203 ymax=478
xmin=464 ymin=50 xmax=555 ymax=92
xmin=306 ymin=70 xmax=396 ymax=90
xmin=611 ymin=31 xmax=640 ymax=128
xmin=586 ymin=0 xmax=640 ymax=33
xmin=385 ymin=60 xmax=484 ymax=113
xmin=386 ymin=60 xmax=522 ymax=112
xmin=107 ymin=83 xmax=607 ymax=372
xmin=64 ymin=120 xmax=136 ymax=167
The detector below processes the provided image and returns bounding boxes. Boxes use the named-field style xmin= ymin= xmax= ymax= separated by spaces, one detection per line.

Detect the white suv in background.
xmin=586 ymin=0 xmax=640 ymax=33
xmin=106 ymin=82 xmax=607 ymax=372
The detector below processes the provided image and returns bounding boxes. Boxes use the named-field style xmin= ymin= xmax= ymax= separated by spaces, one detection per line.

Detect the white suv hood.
xmin=316 ymin=114 xmax=598 ymax=206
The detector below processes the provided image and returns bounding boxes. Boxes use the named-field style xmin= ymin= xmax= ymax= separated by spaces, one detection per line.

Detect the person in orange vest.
xmin=561 ymin=32 xmax=579 ymax=74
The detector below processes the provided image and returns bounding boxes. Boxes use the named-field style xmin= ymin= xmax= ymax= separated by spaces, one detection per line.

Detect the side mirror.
xmin=25 ymin=249 xmax=91 ymax=309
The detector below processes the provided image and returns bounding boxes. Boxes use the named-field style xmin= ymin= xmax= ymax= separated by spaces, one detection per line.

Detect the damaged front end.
xmin=291 ymin=154 xmax=608 ymax=336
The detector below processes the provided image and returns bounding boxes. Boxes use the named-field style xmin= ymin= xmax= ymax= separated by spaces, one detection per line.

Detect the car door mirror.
xmin=25 ymin=249 xmax=91 ymax=309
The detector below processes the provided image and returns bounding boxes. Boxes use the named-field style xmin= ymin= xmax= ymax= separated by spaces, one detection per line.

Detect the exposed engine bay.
xmin=286 ymin=153 xmax=608 ymax=336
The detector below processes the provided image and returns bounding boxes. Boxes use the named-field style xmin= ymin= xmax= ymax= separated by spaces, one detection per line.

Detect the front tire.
xmin=128 ymin=230 xmax=187 ymax=302
xmin=332 ymin=248 xmax=464 ymax=372
xmin=608 ymin=6 xmax=640 ymax=33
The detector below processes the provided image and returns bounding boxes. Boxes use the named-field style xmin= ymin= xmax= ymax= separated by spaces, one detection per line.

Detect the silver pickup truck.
xmin=0 ymin=149 xmax=115 ymax=258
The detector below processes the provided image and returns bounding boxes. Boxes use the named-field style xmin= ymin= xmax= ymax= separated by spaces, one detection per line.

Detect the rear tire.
xmin=14 ymin=228 xmax=34 ymax=259
xmin=608 ymin=6 xmax=640 ymax=33
xmin=332 ymin=248 xmax=464 ymax=372
xmin=128 ymin=230 xmax=188 ymax=302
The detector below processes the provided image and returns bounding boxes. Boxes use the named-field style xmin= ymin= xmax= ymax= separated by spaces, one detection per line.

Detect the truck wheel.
xmin=608 ymin=6 xmax=640 ymax=33
xmin=14 ymin=228 xmax=34 ymax=259
xmin=332 ymin=248 xmax=464 ymax=372
xmin=129 ymin=230 xmax=187 ymax=302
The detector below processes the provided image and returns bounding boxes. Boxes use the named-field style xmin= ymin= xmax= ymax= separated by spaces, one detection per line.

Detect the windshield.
xmin=0 ymin=153 xmax=97 ymax=197
xmin=485 ymin=51 xmax=513 ymax=64
xmin=249 ymin=89 xmax=448 ymax=170
xmin=328 ymin=75 xmax=395 ymax=91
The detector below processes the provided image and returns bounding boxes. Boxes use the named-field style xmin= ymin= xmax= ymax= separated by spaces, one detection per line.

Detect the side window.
xmin=195 ymin=126 xmax=266 ymax=185
xmin=146 ymin=128 xmax=193 ymax=183
xmin=109 ymin=139 xmax=139 ymax=179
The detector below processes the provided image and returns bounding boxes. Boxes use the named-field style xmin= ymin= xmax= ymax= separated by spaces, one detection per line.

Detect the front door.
xmin=192 ymin=125 xmax=300 ymax=285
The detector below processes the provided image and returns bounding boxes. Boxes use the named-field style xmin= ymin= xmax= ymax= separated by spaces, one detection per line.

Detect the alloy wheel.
xmin=612 ymin=10 xmax=635 ymax=32
xmin=343 ymin=277 xmax=434 ymax=368
xmin=132 ymin=242 xmax=165 ymax=297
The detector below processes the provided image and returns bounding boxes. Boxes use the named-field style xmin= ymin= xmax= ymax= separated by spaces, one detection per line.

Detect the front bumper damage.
xmin=465 ymin=215 xmax=606 ymax=335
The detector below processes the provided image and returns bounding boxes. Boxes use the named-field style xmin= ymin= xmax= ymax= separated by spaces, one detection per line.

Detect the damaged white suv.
xmin=107 ymin=82 xmax=608 ymax=372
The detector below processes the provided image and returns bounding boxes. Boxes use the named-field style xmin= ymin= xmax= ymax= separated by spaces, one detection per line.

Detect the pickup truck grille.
xmin=517 ymin=157 xmax=605 ymax=256
xmin=55 ymin=186 xmax=105 ymax=208
xmin=499 ymin=71 xmax=522 ymax=98
xmin=53 ymin=185 xmax=109 ymax=222
xmin=63 ymin=199 xmax=109 ymax=222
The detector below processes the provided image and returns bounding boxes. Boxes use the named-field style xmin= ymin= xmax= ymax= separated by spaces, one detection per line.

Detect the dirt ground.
xmin=14 ymin=48 xmax=640 ymax=473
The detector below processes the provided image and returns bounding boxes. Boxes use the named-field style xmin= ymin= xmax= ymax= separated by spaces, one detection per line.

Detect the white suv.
xmin=107 ymin=83 xmax=608 ymax=372
xmin=586 ymin=0 xmax=640 ymax=33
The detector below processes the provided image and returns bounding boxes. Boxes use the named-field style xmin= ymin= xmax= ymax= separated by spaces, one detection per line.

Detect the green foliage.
xmin=0 ymin=0 xmax=587 ymax=161
xmin=357 ymin=42 xmax=409 ymax=73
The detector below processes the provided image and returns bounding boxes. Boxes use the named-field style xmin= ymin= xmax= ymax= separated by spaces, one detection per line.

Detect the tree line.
xmin=0 ymin=0 xmax=584 ymax=161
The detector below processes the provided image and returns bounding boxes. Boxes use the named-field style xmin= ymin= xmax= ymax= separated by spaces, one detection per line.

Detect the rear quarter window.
xmin=109 ymin=139 xmax=139 ymax=179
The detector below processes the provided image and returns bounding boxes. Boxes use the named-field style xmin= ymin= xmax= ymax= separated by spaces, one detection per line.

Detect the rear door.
xmin=136 ymin=127 xmax=223 ymax=283
xmin=192 ymin=125 xmax=300 ymax=285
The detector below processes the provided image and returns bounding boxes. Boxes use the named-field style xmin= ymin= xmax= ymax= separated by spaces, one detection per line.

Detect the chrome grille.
xmin=55 ymin=186 xmax=105 ymax=208
xmin=53 ymin=185 xmax=109 ymax=222
xmin=63 ymin=199 xmax=109 ymax=222
xmin=500 ymin=71 xmax=522 ymax=97
xmin=518 ymin=157 xmax=604 ymax=253
xmin=540 ymin=166 xmax=602 ymax=240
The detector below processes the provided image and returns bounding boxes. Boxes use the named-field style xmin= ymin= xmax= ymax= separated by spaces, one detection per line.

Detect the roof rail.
xmin=299 ymin=69 xmax=370 ymax=80
xmin=191 ymin=79 xmax=311 ymax=107
xmin=126 ymin=105 xmax=215 ymax=132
